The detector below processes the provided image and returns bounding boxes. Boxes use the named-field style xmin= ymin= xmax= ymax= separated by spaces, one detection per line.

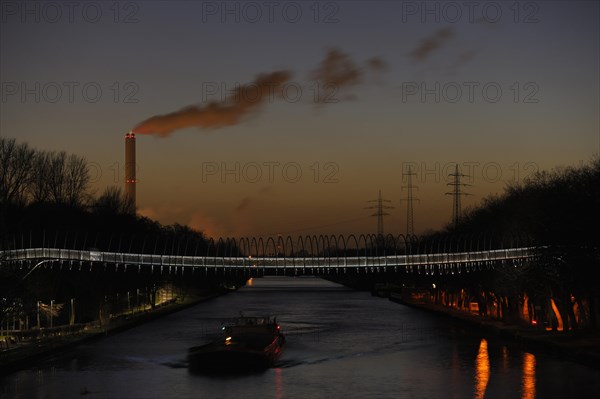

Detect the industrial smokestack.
xmin=125 ymin=131 xmax=136 ymax=213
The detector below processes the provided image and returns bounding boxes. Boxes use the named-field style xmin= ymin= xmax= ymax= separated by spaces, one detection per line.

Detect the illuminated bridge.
xmin=0 ymin=244 xmax=542 ymax=277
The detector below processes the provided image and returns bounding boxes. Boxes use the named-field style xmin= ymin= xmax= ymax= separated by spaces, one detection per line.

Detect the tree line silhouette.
xmin=0 ymin=137 xmax=220 ymax=328
xmin=0 ymin=137 xmax=214 ymax=255
xmin=416 ymin=155 xmax=600 ymax=331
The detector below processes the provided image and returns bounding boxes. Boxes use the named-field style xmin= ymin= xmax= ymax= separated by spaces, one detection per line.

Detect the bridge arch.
xmin=329 ymin=235 xmax=339 ymax=268
xmin=363 ymin=234 xmax=373 ymax=267
xmin=280 ymin=236 xmax=287 ymax=268
xmin=385 ymin=233 xmax=395 ymax=253
xmin=319 ymin=235 xmax=330 ymax=268
xmin=358 ymin=234 xmax=370 ymax=267
xmin=393 ymin=234 xmax=402 ymax=267
xmin=346 ymin=234 xmax=358 ymax=268
xmin=337 ymin=235 xmax=347 ymax=268
xmin=296 ymin=236 xmax=306 ymax=268
xmin=310 ymin=234 xmax=321 ymax=257
xmin=206 ymin=238 xmax=215 ymax=257
xmin=241 ymin=236 xmax=249 ymax=256
xmin=266 ymin=237 xmax=277 ymax=270
xmin=284 ymin=235 xmax=294 ymax=268
xmin=396 ymin=234 xmax=408 ymax=272
xmin=216 ymin=237 xmax=226 ymax=267
xmin=275 ymin=235 xmax=284 ymax=257
xmin=304 ymin=235 xmax=314 ymax=260
xmin=313 ymin=235 xmax=322 ymax=258
xmin=313 ymin=235 xmax=321 ymax=266
xmin=226 ymin=237 xmax=237 ymax=265
xmin=284 ymin=235 xmax=293 ymax=256
xmin=250 ymin=237 xmax=258 ymax=258
xmin=276 ymin=235 xmax=286 ymax=270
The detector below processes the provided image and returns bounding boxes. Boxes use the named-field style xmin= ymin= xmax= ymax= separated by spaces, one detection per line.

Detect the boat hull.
xmin=189 ymin=348 xmax=276 ymax=371
xmin=188 ymin=316 xmax=285 ymax=373
xmin=188 ymin=336 xmax=285 ymax=372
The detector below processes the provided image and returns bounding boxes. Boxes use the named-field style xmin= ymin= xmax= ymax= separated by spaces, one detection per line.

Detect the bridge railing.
xmin=0 ymin=246 xmax=542 ymax=270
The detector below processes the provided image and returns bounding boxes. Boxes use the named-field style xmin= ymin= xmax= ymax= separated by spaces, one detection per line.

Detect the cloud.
xmin=452 ymin=49 xmax=478 ymax=69
xmin=258 ymin=185 xmax=273 ymax=195
xmin=311 ymin=48 xmax=362 ymax=87
xmin=235 ymin=185 xmax=274 ymax=214
xmin=138 ymin=204 xmax=226 ymax=238
xmin=310 ymin=48 xmax=362 ymax=103
xmin=137 ymin=206 xmax=158 ymax=220
xmin=235 ymin=196 xmax=252 ymax=213
xmin=409 ymin=27 xmax=455 ymax=61
xmin=187 ymin=210 xmax=227 ymax=239
xmin=310 ymin=48 xmax=389 ymax=103
xmin=367 ymin=56 xmax=388 ymax=72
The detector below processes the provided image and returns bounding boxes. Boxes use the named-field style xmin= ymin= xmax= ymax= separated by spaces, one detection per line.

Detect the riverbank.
xmin=0 ymin=290 xmax=227 ymax=375
xmin=389 ymin=293 xmax=600 ymax=368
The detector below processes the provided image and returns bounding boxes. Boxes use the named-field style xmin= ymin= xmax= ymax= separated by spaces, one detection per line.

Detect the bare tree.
xmin=43 ymin=151 xmax=91 ymax=206
xmin=0 ymin=137 xmax=35 ymax=205
xmin=65 ymin=153 xmax=90 ymax=206
xmin=46 ymin=151 xmax=68 ymax=204
xmin=29 ymin=150 xmax=51 ymax=203
xmin=1 ymin=138 xmax=92 ymax=206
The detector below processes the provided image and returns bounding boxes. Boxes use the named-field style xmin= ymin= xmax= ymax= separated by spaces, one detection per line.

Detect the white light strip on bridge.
xmin=0 ymin=247 xmax=541 ymax=269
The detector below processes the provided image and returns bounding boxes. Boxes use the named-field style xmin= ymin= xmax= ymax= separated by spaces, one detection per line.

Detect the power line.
xmin=365 ymin=189 xmax=394 ymax=236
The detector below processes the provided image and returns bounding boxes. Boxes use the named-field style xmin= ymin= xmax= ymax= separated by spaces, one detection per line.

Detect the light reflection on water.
xmin=473 ymin=339 xmax=537 ymax=399
xmin=474 ymin=338 xmax=490 ymax=399
xmin=1 ymin=277 xmax=598 ymax=399
xmin=522 ymin=352 xmax=536 ymax=399
xmin=274 ymin=366 xmax=283 ymax=399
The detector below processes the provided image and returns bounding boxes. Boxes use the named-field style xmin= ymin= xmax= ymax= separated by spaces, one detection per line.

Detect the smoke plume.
xmin=134 ymin=49 xmax=387 ymax=136
xmin=409 ymin=27 xmax=455 ymax=61
xmin=367 ymin=56 xmax=388 ymax=72
xmin=133 ymin=71 xmax=292 ymax=137
xmin=310 ymin=48 xmax=388 ymax=103
xmin=235 ymin=186 xmax=273 ymax=213
xmin=310 ymin=48 xmax=362 ymax=92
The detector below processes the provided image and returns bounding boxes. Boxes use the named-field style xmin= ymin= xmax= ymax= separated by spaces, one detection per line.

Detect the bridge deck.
xmin=1 ymin=247 xmax=541 ymax=273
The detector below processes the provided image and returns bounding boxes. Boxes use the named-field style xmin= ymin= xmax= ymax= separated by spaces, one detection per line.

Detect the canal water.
xmin=1 ymin=277 xmax=599 ymax=399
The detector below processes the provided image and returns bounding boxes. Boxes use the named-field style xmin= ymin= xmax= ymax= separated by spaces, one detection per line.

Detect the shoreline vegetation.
xmin=386 ymin=291 xmax=600 ymax=368
xmin=0 ymin=289 xmax=226 ymax=375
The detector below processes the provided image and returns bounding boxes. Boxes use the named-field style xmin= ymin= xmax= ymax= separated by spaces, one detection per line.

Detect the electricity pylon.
xmin=445 ymin=164 xmax=472 ymax=227
xmin=366 ymin=189 xmax=394 ymax=236
xmin=400 ymin=166 xmax=419 ymax=236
